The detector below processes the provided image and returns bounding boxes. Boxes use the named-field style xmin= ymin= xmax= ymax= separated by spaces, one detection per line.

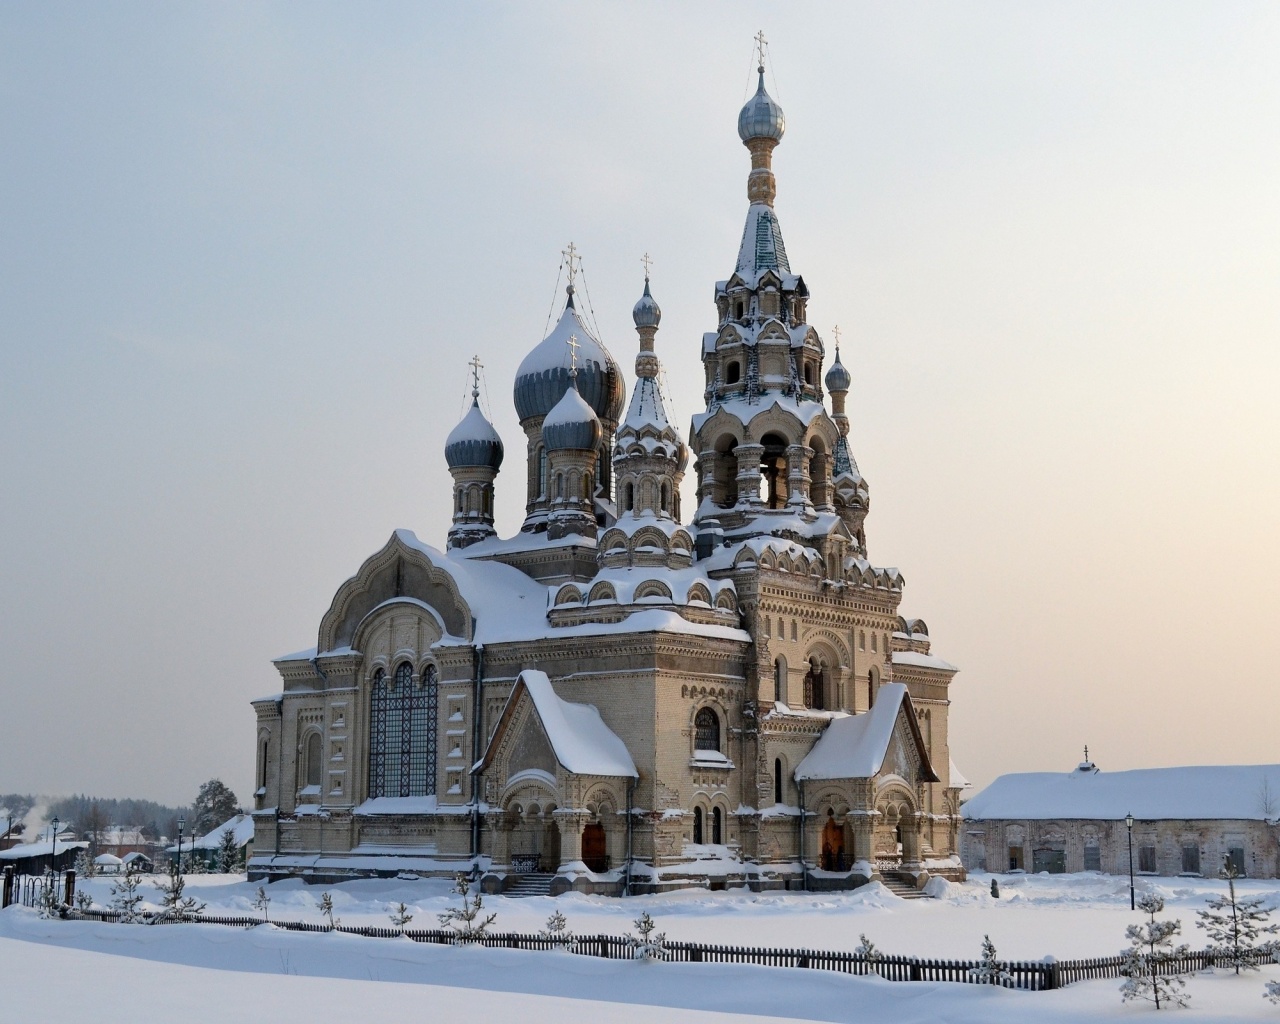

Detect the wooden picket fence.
xmin=60 ymin=907 xmax=1277 ymax=991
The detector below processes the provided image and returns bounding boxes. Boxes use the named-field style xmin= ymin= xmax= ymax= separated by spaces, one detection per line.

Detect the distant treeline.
xmin=0 ymin=792 xmax=194 ymax=840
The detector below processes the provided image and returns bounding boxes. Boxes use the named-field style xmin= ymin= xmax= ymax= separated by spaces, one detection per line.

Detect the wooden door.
xmin=582 ymin=822 xmax=607 ymax=873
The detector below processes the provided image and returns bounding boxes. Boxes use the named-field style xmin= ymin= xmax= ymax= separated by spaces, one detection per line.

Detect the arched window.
xmin=623 ymin=481 xmax=634 ymax=512
xmin=804 ymin=658 xmax=825 ymax=711
xmin=368 ymin=662 xmax=438 ymax=799
xmin=258 ymin=738 xmax=269 ymax=790
xmin=694 ymin=707 xmax=720 ymax=752
xmin=304 ymin=732 xmax=322 ymax=789
xmin=868 ymin=668 xmax=878 ymax=709
xmin=555 ymin=473 xmax=564 ymax=500
xmin=726 ymin=361 xmax=741 ymax=384
xmin=774 ymin=657 xmax=786 ymax=703
xmin=762 ymin=615 xmax=771 ymax=638
xmin=804 ymin=362 xmax=815 ymax=385
xmin=712 ymin=807 xmax=723 ymax=845
xmin=660 ymin=482 xmax=669 ymax=514
xmin=693 ymin=807 xmax=704 ymax=845
xmin=538 ymin=447 xmax=548 ymax=497
xmin=774 ymin=758 xmax=783 ymax=805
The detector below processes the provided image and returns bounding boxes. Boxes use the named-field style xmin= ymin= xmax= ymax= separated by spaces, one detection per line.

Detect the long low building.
xmin=961 ymin=760 xmax=1280 ymax=879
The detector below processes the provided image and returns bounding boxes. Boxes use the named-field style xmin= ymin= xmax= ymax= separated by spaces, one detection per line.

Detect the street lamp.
xmin=1125 ymin=812 xmax=1135 ymax=911
xmin=177 ymin=816 xmax=185 ymax=869
xmin=50 ymin=816 xmax=59 ymax=873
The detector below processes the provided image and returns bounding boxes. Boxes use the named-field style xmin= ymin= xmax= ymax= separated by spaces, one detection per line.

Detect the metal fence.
xmin=59 ymin=907 xmax=1277 ymax=991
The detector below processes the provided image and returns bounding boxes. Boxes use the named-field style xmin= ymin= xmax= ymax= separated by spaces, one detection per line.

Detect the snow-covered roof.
xmin=735 ymin=203 xmax=790 ymax=281
xmin=194 ymin=813 xmax=253 ymax=850
xmin=795 ymin=683 xmax=937 ymax=782
xmin=0 ymin=840 xmax=88 ymax=861
xmin=950 ymin=757 xmax=972 ymax=790
xmin=482 ymin=669 xmax=637 ymax=778
xmin=444 ymin=399 xmax=504 ymax=470
xmin=513 ymin=293 xmax=623 ymax=422
xmin=690 ymin=393 xmax=828 ymax=436
xmin=963 ymin=764 xmax=1280 ymax=822
xmin=94 ymin=853 xmax=123 ymax=866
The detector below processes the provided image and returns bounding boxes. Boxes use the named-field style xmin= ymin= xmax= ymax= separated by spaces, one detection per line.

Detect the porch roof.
xmin=794 ymin=683 xmax=938 ymax=783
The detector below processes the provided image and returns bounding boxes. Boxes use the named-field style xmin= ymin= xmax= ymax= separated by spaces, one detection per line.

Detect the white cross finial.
xmin=832 ymin=324 xmax=841 ymax=353
xmin=641 ymin=252 xmax=653 ymax=280
xmin=1084 ymin=744 xmax=1089 ymax=762
xmin=468 ymin=354 xmax=483 ymax=400
xmin=566 ymin=333 xmax=580 ymax=380
xmin=755 ymin=30 xmax=768 ymax=72
xmin=562 ymin=241 xmax=580 ymax=288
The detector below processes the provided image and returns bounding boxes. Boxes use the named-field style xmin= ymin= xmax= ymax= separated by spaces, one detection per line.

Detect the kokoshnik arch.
xmin=249 ymin=50 xmax=969 ymax=895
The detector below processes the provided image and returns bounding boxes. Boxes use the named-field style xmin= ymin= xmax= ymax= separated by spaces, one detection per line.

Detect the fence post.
xmin=1043 ymin=955 xmax=1058 ymax=990
xmin=63 ymin=870 xmax=76 ymax=908
xmin=2 ymin=866 xmax=12 ymax=908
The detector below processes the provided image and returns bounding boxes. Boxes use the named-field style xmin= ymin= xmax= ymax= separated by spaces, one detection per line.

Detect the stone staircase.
xmin=505 ymin=873 xmax=555 ymax=898
xmin=880 ymin=873 xmax=931 ymax=900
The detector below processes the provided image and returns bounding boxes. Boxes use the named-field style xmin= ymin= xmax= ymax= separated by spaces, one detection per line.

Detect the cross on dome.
xmin=832 ymin=324 xmax=842 ymax=354
xmin=566 ymin=333 xmax=580 ymax=380
xmin=641 ymin=252 xmax=653 ymax=280
xmin=754 ymin=29 xmax=768 ymax=72
xmin=562 ymin=241 xmax=580 ymax=289
xmin=468 ymin=354 xmax=484 ymax=400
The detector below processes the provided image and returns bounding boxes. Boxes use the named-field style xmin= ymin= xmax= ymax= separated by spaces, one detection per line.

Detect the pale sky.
xmin=2 ymin=3 xmax=1278 ymax=807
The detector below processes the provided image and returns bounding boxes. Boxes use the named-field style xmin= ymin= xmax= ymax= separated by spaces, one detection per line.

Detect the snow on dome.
xmin=824 ymin=351 xmax=851 ymax=392
xmin=738 ymin=70 xmax=785 ymax=142
xmin=632 ymin=277 xmax=661 ymax=328
xmin=514 ymin=288 xmax=624 ymax=423
xmin=542 ymin=382 xmax=602 ymax=451
xmin=444 ymin=399 xmax=504 ymax=470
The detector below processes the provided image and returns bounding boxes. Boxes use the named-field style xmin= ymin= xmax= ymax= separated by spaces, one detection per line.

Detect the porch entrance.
xmin=582 ymin=822 xmax=608 ymax=873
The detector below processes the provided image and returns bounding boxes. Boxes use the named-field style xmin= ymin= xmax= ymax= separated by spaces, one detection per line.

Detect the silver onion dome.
xmin=738 ymin=70 xmax=785 ymax=143
xmin=632 ymin=277 xmax=662 ymax=328
xmin=445 ymin=399 xmax=504 ymax=470
xmin=514 ymin=287 xmax=624 ymax=423
xmin=825 ymin=351 xmax=851 ymax=392
xmin=543 ymin=382 xmax=602 ymax=452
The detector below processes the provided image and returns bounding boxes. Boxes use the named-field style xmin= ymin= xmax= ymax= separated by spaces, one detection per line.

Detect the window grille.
xmin=694 ymin=708 xmax=719 ymax=751
xmin=368 ymin=661 xmax=438 ymax=799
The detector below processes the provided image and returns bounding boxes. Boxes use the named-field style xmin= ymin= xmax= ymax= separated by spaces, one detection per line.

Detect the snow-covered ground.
xmin=5 ymin=871 xmax=1279 ymax=1022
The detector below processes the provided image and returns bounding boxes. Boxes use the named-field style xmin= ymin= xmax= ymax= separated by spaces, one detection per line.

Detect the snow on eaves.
xmin=891 ymin=651 xmax=959 ymax=673
xmin=0 ymin=840 xmax=89 ymax=860
xmin=950 ymin=757 xmax=972 ymax=790
xmin=963 ymin=764 xmax=1280 ymax=822
xmin=794 ymin=683 xmax=911 ymax=781
xmin=690 ymin=394 xmax=828 ymax=436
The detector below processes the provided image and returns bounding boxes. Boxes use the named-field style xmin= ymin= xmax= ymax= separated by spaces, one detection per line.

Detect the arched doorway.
xmin=759 ymin=432 xmax=789 ymax=508
xmin=821 ymin=810 xmax=845 ymax=871
xmin=582 ymin=822 xmax=607 ymax=873
xmin=693 ymin=807 xmax=704 ymax=845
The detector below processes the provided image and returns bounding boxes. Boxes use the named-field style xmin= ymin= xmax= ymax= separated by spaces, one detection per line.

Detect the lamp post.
xmin=50 ymin=816 xmax=59 ymax=873
xmin=1125 ymin=812 xmax=1135 ymax=910
xmin=177 ymin=816 xmax=185 ymax=870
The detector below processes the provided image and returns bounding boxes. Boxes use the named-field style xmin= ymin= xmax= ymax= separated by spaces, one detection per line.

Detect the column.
xmin=734 ymin=443 xmax=765 ymax=507
xmin=786 ymin=444 xmax=813 ymax=507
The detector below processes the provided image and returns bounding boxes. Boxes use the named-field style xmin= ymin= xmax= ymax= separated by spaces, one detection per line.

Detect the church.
xmin=248 ymin=55 xmax=968 ymax=895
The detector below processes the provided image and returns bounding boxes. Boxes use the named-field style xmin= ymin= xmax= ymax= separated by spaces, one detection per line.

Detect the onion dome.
xmin=543 ymin=382 xmax=602 ymax=452
xmin=632 ymin=277 xmax=662 ymax=328
xmin=825 ymin=350 xmax=851 ymax=392
xmin=514 ymin=286 xmax=624 ymax=423
xmin=445 ymin=399 xmax=504 ymax=470
xmin=738 ymin=69 xmax=785 ymax=143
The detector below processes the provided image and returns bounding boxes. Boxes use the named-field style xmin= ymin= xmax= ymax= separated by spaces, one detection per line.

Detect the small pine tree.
xmin=969 ymin=934 xmax=1012 ymax=985
xmin=318 ymin=891 xmax=339 ymax=929
xmin=252 ymin=885 xmax=271 ymax=923
xmin=1266 ymin=978 xmax=1280 ymax=1004
xmin=36 ymin=871 xmax=64 ymax=920
xmin=216 ymin=828 xmax=240 ymax=874
xmin=540 ymin=909 xmax=576 ymax=950
xmin=109 ymin=864 xmax=146 ymax=923
xmin=628 ymin=912 xmax=667 ymax=962
xmin=1121 ymin=892 xmax=1190 ymax=1009
xmin=437 ymin=873 xmax=495 ymax=941
xmin=153 ymin=859 xmax=206 ymax=922
xmin=389 ymin=902 xmax=413 ymax=930
xmin=1197 ymin=861 xmax=1278 ymax=974
xmin=73 ymin=890 xmax=94 ymax=913
xmin=855 ymin=933 xmax=884 ymax=975
xmin=74 ymin=849 xmax=96 ymax=879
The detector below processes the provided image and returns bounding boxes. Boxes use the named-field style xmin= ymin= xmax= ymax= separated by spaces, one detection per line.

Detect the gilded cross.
xmin=562 ymin=241 xmax=580 ymax=287
xmin=468 ymin=354 xmax=483 ymax=399
xmin=832 ymin=324 xmax=841 ymax=353
xmin=641 ymin=252 xmax=653 ymax=280
xmin=754 ymin=30 xmax=768 ymax=71
xmin=566 ymin=333 xmax=580 ymax=377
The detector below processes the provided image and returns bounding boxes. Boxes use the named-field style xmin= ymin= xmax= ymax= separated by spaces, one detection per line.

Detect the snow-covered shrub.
xmin=437 ymin=873 xmax=495 ymax=941
xmin=968 ymin=935 xmax=1011 ymax=985
xmin=1197 ymin=862 xmax=1277 ymax=974
xmin=318 ymin=891 xmax=339 ymax=930
xmin=540 ymin=910 xmax=576 ymax=951
xmin=627 ymin=912 xmax=667 ymax=962
xmin=388 ymin=902 xmax=413 ymax=930
xmin=36 ymin=872 xmax=65 ymax=920
xmin=73 ymin=890 xmax=94 ymax=913
xmin=252 ymin=885 xmax=271 ymax=924
xmin=109 ymin=864 xmax=146 ymax=923
xmin=153 ymin=859 xmax=206 ymax=922
xmin=1121 ymin=892 xmax=1190 ymax=1009
xmin=1265 ymin=978 xmax=1280 ymax=1004
xmin=74 ymin=849 xmax=95 ymax=879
